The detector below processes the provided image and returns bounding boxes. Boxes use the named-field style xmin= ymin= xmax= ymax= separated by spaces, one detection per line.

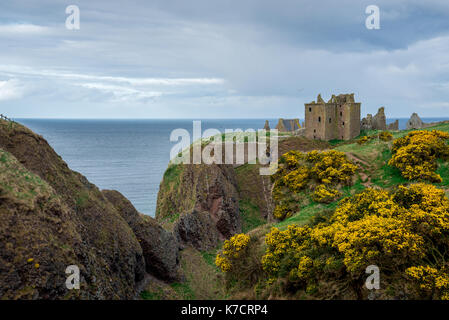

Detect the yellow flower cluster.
xmin=272 ymin=150 xmax=357 ymax=220
xmin=313 ymin=185 xmax=342 ymax=204
xmin=357 ymin=136 xmax=369 ymax=145
xmin=389 ymin=130 xmax=449 ymax=182
xmin=261 ymin=183 xmax=449 ymax=299
xmin=262 ymin=225 xmax=312 ymax=276
xmin=379 ymin=131 xmax=393 ymax=141
xmin=273 ymin=203 xmax=294 ymax=220
xmin=333 ymin=215 xmax=425 ymax=273
xmin=357 ymin=131 xmax=393 ymax=145
xmin=406 ymin=265 xmax=449 ymax=299
xmin=215 ymin=233 xmax=251 ymax=273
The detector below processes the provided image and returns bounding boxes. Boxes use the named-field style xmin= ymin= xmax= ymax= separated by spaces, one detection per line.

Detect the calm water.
xmin=18 ymin=119 xmax=275 ymax=216
xmin=17 ymin=117 xmax=449 ymax=216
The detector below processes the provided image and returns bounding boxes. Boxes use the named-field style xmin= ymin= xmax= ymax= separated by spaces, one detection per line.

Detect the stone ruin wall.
xmin=305 ymin=94 xmax=361 ymax=141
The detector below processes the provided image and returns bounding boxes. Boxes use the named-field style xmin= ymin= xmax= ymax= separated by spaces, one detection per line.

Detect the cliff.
xmin=156 ymin=163 xmax=241 ymax=251
xmin=0 ymin=120 xmax=179 ymax=299
xmin=155 ymin=136 xmax=330 ymax=250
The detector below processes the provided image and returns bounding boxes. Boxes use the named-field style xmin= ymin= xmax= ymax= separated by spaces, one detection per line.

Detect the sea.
xmin=17 ymin=118 xmax=449 ymax=217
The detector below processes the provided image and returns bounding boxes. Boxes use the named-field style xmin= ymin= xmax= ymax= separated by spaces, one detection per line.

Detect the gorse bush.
xmin=215 ymin=233 xmax=264 ymax=288
xmin=357 ymin=131 xmax=393 ymax=145
xmin=388 ymin=130 xmax=449 ymax=182
xmin=260 ymin=183 xmax=449 ymax=299
xmin=272 ymin=150 xmax=357 ymax=220
xmin=357 ymin=136 xmax=369 ymax=145
xmin=312 ymin=185 xmax=341 ymax=204
xmin=215 ymin=233 xmax=250 ymax=273
xmin=379 ymin=131 xmax=393 ymax=142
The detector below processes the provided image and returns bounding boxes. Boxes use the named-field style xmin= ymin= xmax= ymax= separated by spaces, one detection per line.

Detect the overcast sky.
xmin=1 ymin=0 xmax=449 ymax=118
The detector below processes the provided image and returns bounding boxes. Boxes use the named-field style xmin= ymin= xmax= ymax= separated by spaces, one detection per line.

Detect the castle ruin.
xmin=304 ymin=93 xmax=361 ymax=141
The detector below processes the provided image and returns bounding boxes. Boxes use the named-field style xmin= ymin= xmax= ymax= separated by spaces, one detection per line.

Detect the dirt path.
xmin=345 ymin=152 xmax=373 ymax=187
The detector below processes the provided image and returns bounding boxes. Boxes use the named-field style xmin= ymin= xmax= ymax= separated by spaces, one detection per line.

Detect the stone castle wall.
xmin=305 ymin=94 xmax=360 ymax=141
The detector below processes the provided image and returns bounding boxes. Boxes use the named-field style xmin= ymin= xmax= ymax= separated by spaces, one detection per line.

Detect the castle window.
xmin=329 ymin=118 xmax=332 ymax=123
xmin=318 ymin=117 xmax=321 ymax=123
xmin=309 ymin=107 xmax=312 ymax=112
xmin=340 ymin=112 xmax=342 ymax=116
xmin=342 ymin=122 xmax=345 ymax=126
xmin=314 ymin=129 xmax=316 ymax=133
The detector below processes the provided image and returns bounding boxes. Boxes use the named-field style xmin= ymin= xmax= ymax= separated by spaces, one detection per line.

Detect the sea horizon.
xmin=16 ymin=117 xmax=449 ymax=217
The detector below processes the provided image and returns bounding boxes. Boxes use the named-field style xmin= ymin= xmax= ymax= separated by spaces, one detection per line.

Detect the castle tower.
xmin=304 ymin=93 xmax=360 ymax=141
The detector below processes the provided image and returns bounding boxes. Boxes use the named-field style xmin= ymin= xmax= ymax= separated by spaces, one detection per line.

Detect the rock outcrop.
xmin=156 ymin=164 xmax=241 ymax=251
xmin=406 ymin=113 xmax=424 ymax=130
xmin=0 ymin=120 xmax=178 ymax=299
xmin=173 ymin=210 xmax=220 ymax=251
xmin=263 ymin=120 xmax=270 ymax=131
xmin=361 ymin=107 xmax=387 ymax=131
xmin=275 ymin=118 xmax=301 ymax=133
xmin=361 ymin=114 xmax=373 ymax=131
xmin=387 ymin=120 xmax=399 ymax=131
xmin=373 ymin=107 xmax=387 ymax=130
xmin=102 ymin=190 xmax=180 ymax=281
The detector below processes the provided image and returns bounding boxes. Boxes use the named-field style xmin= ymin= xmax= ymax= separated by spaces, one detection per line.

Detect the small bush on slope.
xmin=271 ymin=150 xmax=357 ymax=220
xmin=389 ymin=130 xmax=449 ymax=182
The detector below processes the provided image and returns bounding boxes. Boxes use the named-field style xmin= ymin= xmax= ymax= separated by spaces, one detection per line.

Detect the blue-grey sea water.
xmin=17 ymin=118 xmax=449 ymax=216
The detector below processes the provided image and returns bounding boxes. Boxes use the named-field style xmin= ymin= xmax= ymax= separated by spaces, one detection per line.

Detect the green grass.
xmin=274 ymin=201 xmax=339 ymax=229
xmin=75 ymin=190 xmax=89 ymax=209
xmin=336 ymin=139 xmax=385 ymax=163
xmin=328 ymin=139 xmax=344 ymax=146
xmin=239 ymin=199 xmax=266 ymax=233
xmin=436 ymin=160 xmax=449 ymax=187
xmin=163 ymin=164 xmax=183 ymax=188
xmin=341 ymin=177 xmax=365 ymax=197
xmin=140 ymin=289 xmax=163 ymax=300
xmin=201 ymin=250 xmax=219 ymax=269
xmin=370 ymin=148 xmax=408 ymax=188
xmin=170 ymin=282 xmax=196 ymax=299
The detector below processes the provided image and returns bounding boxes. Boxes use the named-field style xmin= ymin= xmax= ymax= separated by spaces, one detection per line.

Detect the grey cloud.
xmin=0 ymin=0 xmax=449 ymax=118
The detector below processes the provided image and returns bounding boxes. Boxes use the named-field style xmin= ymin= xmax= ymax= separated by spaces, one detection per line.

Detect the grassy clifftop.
xmin=0 ymin=120 xmax=179 ymax=299
xmin=213 ymin=122 xmax=449 ymax=300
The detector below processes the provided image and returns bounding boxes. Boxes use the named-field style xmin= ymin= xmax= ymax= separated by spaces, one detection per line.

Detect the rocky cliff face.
xmin=406 ymin=113 xmax=424 ymax=130
xmin=387 ymin=120 xmax=399 ymax=131
xmin=103 ymin=190 xmax=180 ymax=281
xmin=361 ymin=107 xmax=387 ymax=131
xmin=156 ymin=164 xmax=241 ymax=251
xmin=155 ymin=137 xmax=330 ymax=250
xmin=0 ymin=120 xmax=178 ymax=299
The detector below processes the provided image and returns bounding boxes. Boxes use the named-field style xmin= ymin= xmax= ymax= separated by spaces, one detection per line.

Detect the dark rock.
xmin=263 ymin=120 xmax=270 ymax=131
xmin=361 ymin=107 xmax=387 ymax=131
xmin=387 ymin=120 xmax=399 ymax=131
xmin=361 ymin=114 xmax=373 ymax=131
xmin=103 ymin=190 xmax=180 ymax=282
xmin=174 ymin=210 xmax=219 ymax=251
xmin=372 ymin=107 xmax=387 ymax=131
xmin=406 ymin=113 xmax=424 ymax=130
xmin=156 ymin=163 xmax=241 ymax=250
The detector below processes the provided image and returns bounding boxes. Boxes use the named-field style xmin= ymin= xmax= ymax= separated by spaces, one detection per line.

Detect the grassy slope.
xmin=148 ymin=123 xmax=449 ymax=300
xmin=141 ymin=246 xmax=227 ymax=300
xmin=272 ymin=122 xmax=449 ymax=230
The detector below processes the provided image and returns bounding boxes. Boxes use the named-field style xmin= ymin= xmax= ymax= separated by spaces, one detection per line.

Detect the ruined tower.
xmin=304 ymin=93 xmax=361 ymax=141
